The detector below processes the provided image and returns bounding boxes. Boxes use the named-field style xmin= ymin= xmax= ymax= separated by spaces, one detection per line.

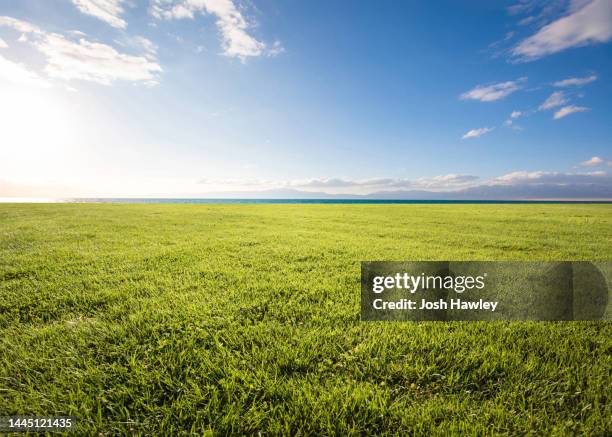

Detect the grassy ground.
xmin=0 ymin=203 xmax=611 ymax=435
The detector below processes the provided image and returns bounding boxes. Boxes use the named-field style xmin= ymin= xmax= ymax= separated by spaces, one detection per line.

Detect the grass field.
xmin=1 ymin=203 xmax=611 ymax=435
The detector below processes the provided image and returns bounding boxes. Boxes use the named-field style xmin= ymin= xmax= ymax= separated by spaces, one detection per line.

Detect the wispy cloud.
xmin=579 ymin=156 xmax=604 ymax=167
xmin=491 ymin=169 xmax=609 ymax=186
xmin=150 ymin=0 xmax=281 ymax=60
xmin=462 ymin=127 xmax=494 ymax=139
xmin=0 ymin=37 xmax=7 ymax=48
xmin=192 ymin=170 xmax=611 ymax=199
xmin=70 ymin=0 xmax=127 ymax=29
xmin=553 ymin=105 xmax=589 ymax=119
xmin=485 ymin=30 xmax=516 ymax=56
xmin=0 ymin=16 xmax=162 ymax=86
xmin=554 ymin=73 xmax=598 ymax=87
xmin=267 ymin=40 xmax=285 ymax=57
xmin=518 ymin=15 xmax=536 ymax=26
xmin=539 ymin=91 xmax=568 ymax=110
xmin=512 ymin=0 xmax=612 ymax=61
xmin=508 ymin=0 xmax=568 ymax=27
xmin=198 ymin=174 xmax=482 ymax=194
xmin=0 ymin=16 xmax=40 ymax=33
xmin=506 ymin=0 xmax=537 ymax=16
xmin=503 ymin=110 xmax=525 ymax=128
xmin=407 ymin=174 xmax=481 ymax=190
xmin=297 ymin=175 xmax=480 ymax=191
xmin=460 ymin=78 xmax=526 ymax=102
xmin=122 ymin=35 xmax=158 ymax=60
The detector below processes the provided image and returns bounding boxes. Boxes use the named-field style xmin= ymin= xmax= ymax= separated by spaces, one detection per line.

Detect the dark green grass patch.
xmin=0 ymin=204 xmax=611 ymax=435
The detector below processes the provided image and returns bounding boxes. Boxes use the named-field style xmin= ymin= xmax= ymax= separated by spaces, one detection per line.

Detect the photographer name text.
xmin=370 ymin=272 xmax=498 ymax=312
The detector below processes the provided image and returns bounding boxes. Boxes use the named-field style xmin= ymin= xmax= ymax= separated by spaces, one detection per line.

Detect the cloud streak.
xmin=70 ymin=0 xmax=127 ymax=29
xmin=554 ymin=73 xmax=597 ymax=87
xmin=512 ymin=0 xmax=612 ymax=61
xmin=539 ymin=91 xmax=568 ymax=110
xmin=462 ymin=127 xmax=494 ymax=139
xmin=553 ymin=105 xmax=589 ymax=119
xmin=460 ymin=78 xmax=526 ymax=102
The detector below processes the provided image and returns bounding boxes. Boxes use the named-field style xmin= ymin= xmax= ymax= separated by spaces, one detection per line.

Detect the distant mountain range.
xmin=200 ymin=183 xmax=612 ymax=200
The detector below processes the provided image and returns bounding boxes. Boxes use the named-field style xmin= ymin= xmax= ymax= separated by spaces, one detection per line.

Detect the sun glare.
xmin=0 ymin=83 xmax=76 ymax=181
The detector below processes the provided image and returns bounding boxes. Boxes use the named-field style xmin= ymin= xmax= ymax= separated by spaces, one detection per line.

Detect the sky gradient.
xmin=0 ymin=0 xmax=611 ymax=198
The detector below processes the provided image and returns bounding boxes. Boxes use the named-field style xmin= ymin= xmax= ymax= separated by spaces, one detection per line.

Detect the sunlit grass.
xmin=1 ymin=204 xmax=611 ymax=435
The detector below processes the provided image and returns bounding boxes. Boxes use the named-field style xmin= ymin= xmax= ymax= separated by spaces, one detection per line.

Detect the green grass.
xmin=0 ymin=203 xmax=611 ymax=435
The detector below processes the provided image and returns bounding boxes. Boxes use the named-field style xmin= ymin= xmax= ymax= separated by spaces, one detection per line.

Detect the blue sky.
xmin=0 ymin=0 xmax=611 ymax=198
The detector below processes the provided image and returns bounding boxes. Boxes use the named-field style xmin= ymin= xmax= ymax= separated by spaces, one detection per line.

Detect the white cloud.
xmin=0 ymin=16 xmax=162 ymax=85
xmin=462 ymin=127 xmax=494 ymax=139
xmin=267 ymin=40 xmax=284 ymax=57
xmin=0 ymin=16 xmax=42 ymax=34
xmin=512 ymin=0 xmax=612 ymax=60
xmin=491 ymin=170 xmax=609 ymax=185
xmin=295 ymin=175 xmax=480 ymax=191
xmin=554 ymin=73 xmax=597 ymax=86
xmin=460 ymin=78 xmax=526 ymax=102
xmin=131 ymin=36 xmax=158 ymax=59
xmin=518 ymin=15 xmax=536 ymax=26
xmin=0 ymin=38 xmax=7 ymax=48
xmin=579 ymin=156 xmax=604 ymax=167
xmin=193 ymin=170 xmax=611 ymax=198
xmin=539 ymin=91 xmax=568 ymax=110
xmin=504 ymin=110 xmax=525 ymax=128
xmin=0 ymin=53 xmax=50 ymax=87
xmin=553 ymin=105 xmax=589 ymax=119
xmin=198 ymin=174 xmax=481 ymax=194
xmin=506 ymin=1 xmax=536 ymax=16
xmin=70 ymin=0 xmax=127 ymax=29
xmin=150 ymin=0 xmax=280 ymax=60
xmin=504 ymin=120 xmax=525 ymax=132
xmin=407 ymin=174 xmax=481 ymax=189
xmin=39 ymin=34 xmax=162 ymax=85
